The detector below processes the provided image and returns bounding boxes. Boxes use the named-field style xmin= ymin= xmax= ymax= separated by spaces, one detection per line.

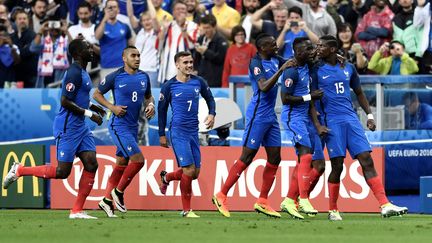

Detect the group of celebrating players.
xmin=3 ymin=34 xmax=408 ymax=220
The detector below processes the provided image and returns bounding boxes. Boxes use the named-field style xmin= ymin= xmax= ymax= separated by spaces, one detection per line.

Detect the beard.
xmin=246 ymin=7 xmax=257 ymax=14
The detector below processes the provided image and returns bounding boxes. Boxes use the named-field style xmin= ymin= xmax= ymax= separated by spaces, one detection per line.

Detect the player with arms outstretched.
xmin=279 ymin=37 xmax=326 ymax=219
xmin=158 ymin=51 xmax=216 ymax=218
xmin=3 ymin=38 xmax=104 ymax=219
xmin=312 ymin=35 xmax=408 ymax=221
xmin=93 ymin=46 xmax=155 ymax=217
xmin=212 ymin=34 xmax=294 ymax=218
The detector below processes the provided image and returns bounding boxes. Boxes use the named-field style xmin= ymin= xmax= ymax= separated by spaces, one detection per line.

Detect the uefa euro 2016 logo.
xmin=2 ymin=151 xmax=40 ymax=197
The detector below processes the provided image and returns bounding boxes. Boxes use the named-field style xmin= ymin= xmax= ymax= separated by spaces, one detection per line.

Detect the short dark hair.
xmin=255 ymin=33 xmax=273 ymax=51
xmin=68 ymin=38 xmax=87 ymax=59
xmin=403 ymin=92 xmax=418 ymax=103
xmin=288 ymin=6 xmax=302 ymax=17
xmin=231 ymin=25 xmax=246 ymax=43
xmin=32 ymin=0 xmax=48 ymax=7
xmin=391 ymin=40 xmax=405 ymax=49
xmin=199 ymin=13 xmax=217 ymax=27
xmin=78 ymin=1 xmax=92 ymax=11
xmin=122 ymin=45 xmax=138 ymax=56
xmin=174 ymin=51 xmax=192 ymax=63
xmin=172 ymin=0 xmax=187 ymax=9
xmin=320 ymin=35 xmax=339 ymax=49
xmin=292 ymin=37 xmax=309 ymax=52
xmin=11 ymin=8 xmax=27 ymax=22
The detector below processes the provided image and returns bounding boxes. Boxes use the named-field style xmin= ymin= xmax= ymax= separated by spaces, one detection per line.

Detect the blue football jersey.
xmin=311 ymin=62 xmax=361 ymax=123
xmin=98 ymin=68 xmax=151 ymax=128
xmin=158 ymin=75 xmax=216 ymax=136
xmin=53 ymin=63 xmax=92 ymax=135
xmin=247 ymin=54 xmax=285 ymax=120
xmin=280 ymin=64 xmax=311 ymax=120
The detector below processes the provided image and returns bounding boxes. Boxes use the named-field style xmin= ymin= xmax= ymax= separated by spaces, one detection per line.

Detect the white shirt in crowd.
xmin=68 ymin=23 xmax=99 ymax=44
xmin=135 ymin=28 xmax=158 ymax=72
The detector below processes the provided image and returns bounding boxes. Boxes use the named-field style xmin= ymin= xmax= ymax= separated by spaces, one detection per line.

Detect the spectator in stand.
xmin=325 ymin=0 xmax=343 ymax=28
xmin=30 ymin=19 xmax=70 ymax=87
xmin=0 ymin=4 xmax=13 ymax=34
xmin=158 ymin=0 xmax=198 ymax=82
xmin=337 ymin=23 xmax=368 ymax=73
xmin=153 ymin=0 xmax=173 ymax=23
xmin=283 ymin=0 xmax=337 ymax=37
xmin=185 ymin=0 xmax=205 ymax=24
xmin=276 ymin=6 xmax=318 ymax=59
xmin=393 ymin=0 xmax=421 ymax=58
xmin=413 ymin=0 xmax=432 ymax=74
xmin=68 ymin=2 xmax=99 ymax=54
xmin=355 ymin=0 xmax=394 ymax=58
xmin=222 ymin=25 xmax=256 ymax=87
xmin=251 ymin=1 xmax=287 ymax=38
xmin=403 ymin=92 xmax=432 ymax=130
xmin=368 ymin=40 xmax=419 ymax=75
xmin=95 ymin=0 xmax=133 ymax=80
xmin=195 ymin=13 xmax=228 ymax=87
xmin=86 ymin=0 xmax=103 ymax=25
xmin=31 ymin=0 xmax=48 ymax=34
xmin=211 ymin=0 xmax=241 ymax=39
xmin=339 ymin=0 xmax=372 ymax=32
xmin=0 ymin=25 xmax=20 ymax=88
xmin=127 ymin=0 xmax=160 ymax=87
xmin=240 ymin=0 xmax=261 ymax=43
xmin=10 ymin=8 xmax=38 ymax=88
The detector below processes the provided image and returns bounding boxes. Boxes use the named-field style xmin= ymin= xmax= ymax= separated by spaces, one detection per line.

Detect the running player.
xmin=93 ymin=46 xmax=155 ymax=217
xmin=158 ymin=51 xmax=216 ymax=218
xmin=311 ymin=35 xmax=408 ymax=220
xmin=212 ymin=34 xmax=294 ymax=218
xmin=3 ymin=38 xmax=104 ymax=219
xmin=279 ymin=37 xmax=326 ymax=219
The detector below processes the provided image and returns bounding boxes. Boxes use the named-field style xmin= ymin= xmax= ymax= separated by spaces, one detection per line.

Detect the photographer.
xmin=368 ymin=40 xmax=419 ymax=75
xmin=30 ymin=19 xmax=70 ymax=88
xmin=0 ymin=25 xmax=20 ymax=88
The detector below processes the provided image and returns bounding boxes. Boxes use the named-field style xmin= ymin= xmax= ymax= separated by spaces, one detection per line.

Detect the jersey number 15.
xmin=334 ymin=82 xmax=345 ymax=94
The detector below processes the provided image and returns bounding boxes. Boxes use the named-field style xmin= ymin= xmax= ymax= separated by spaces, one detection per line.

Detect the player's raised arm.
xmin=92 ymin=73 xmax=128 ymax=117
xmin=199 ymin=78 xmax=216 ymax=129
xmin=157 ymin=82 xmax=171 ymax=147
xmin=350 ymin=64 xmax=376 ymax=131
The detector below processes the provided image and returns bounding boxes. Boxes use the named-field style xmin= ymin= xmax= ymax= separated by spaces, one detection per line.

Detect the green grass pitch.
xmin=0 ymin=210 xmax=431 ymax=243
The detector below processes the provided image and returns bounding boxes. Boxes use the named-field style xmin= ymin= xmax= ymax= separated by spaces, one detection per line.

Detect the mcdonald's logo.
xmin=2 ymin=151 xmax=40 ymax=197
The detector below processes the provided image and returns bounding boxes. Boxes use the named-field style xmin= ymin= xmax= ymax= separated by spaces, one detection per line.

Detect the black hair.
xmin=122 ymin=45 xmax=138 ymax=56
xmin=199 ymin=13 xmax=217 ymax=27
xmin=78 ymin=1 xmax=92 ymax=11
xmin=32 ymin=0 xmax=48 ymax=7
xmin=68 ymin=38 xmax=87 ymax=59
xmin=288 ymin=6 xmax=302 ymax=17
xmin=337 ymin=23 xmax=355 ymax=47
xmin=230 ymin=25 xmax=246 ymax=43
xmin=403 ymin=92 xmax=418 ymax=103
xmin=391 ymin=40 xmax=405 ymax=49
xmin=255 ymin=33 xmax=273 ymax=51
xmin=174 ymin=51 xmax=192 ymax=62
xmin=292 ymin=37 xmax=309 ymax=51
xmin=320 ymin=35 xmax=339 ymax=49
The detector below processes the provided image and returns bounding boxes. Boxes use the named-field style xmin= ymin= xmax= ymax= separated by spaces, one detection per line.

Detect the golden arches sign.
xmin=2 ymin=151 xmax=39 ymax=197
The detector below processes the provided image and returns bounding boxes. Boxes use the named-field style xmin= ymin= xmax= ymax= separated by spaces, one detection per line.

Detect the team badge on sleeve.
xmin=284 ymin=78 xmax=293 ymax=87
xmin=65 ymin=83 xmax=75 ymax=92
xmin=254 ymin=67 xmax=261 ymax=75
xmin=159 ymin=93 xmax=164 ymax=101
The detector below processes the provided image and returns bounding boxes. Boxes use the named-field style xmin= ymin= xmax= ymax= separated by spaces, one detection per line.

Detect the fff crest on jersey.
xmin=344 ymin=70 xmax=350 ymax=78
xmin=284 ymin=78 xmax=293 ymax=87
xmin=195 ymin=88 xmax=200 ymax=95
xmin=254 ymin=67 xmax=261 ymax=75
xmin=65 ymin=83 xmax=75 ymax=92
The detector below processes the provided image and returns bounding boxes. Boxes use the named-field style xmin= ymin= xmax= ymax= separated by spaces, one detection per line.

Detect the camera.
xmin=290 ymin=21 xmax=298 ymax=27
xmin=48 ymin=21 xmax=61 ymax=29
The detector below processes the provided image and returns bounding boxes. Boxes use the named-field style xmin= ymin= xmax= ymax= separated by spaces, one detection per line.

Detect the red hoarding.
xmin=50 ymin=146 xmax=384 ymax=212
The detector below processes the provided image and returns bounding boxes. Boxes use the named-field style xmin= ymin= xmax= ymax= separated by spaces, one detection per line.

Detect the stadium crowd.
xmin=0 ymin=0 xmax=431 ymax=89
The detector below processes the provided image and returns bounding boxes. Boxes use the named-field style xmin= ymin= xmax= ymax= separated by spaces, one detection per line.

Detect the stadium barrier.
xmin=50 ymin=146 xmax=384 ymax=212
xmin=0 ymin=145 xmax=46 ymax=208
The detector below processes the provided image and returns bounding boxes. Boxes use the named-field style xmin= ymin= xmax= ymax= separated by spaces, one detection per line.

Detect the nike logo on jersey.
xmin=323 ymin=75 xmax=330 ymax=79
xmin=265 ymin=69 xmax=270 ymax=72
xmin=86 ymin=82 xmax=90 ymax=85
xmin=119 ymin=84 xmax=127 ymax=88
xmin=175 ymin=92 xmax=182 ymax=97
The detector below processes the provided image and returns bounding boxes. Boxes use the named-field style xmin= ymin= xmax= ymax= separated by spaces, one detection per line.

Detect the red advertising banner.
xmin=50 ymin=146 xmax=384 ymax=212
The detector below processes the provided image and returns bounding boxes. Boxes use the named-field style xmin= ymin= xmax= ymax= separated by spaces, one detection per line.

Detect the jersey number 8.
xmin=132 ymin=91 xmax=138 ymax=102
